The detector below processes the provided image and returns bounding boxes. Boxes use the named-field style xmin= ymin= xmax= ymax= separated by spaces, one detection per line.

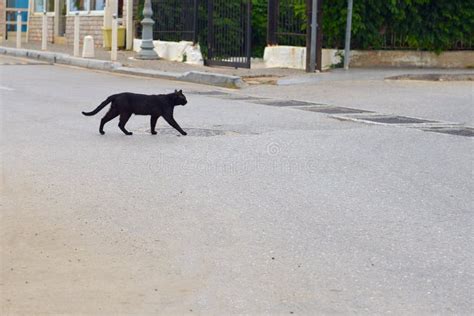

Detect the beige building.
xmin=1 ymin=0 xmax=135 ymax=47
xmin=0 ymin=1 xmax=5 ymax=42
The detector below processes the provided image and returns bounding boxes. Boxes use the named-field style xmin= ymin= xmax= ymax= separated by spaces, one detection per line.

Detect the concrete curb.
xmin=0 ymin=47 xmax=121 ymax=70
xmin=179 ymin=71 xmax=245 ymax=89
xmin=385 ymin=73 xmax=474 ymax=81
xmin=113 ymin=66 xmax=182 ymax=81
xmin=0 ymin=46 xmax=246 ymax=88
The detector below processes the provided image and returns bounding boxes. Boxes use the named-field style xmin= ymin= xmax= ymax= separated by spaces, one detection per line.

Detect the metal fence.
xmin=152 ymin=0 xmax=197 ymax=42
xmin=379 ymin=32 xmax=473 ymax=50
xmin=267 ymin=0 xmax=308 ymax=47
xmin=204 ymin=0 xmax=251 ymax=68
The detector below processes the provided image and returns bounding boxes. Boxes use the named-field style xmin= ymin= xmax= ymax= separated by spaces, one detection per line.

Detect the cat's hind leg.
xmin=99 ymin=108 xmax=119 ymax=135
xmin=150 ymin=115 xmax=160 ymax=135
xmin=118 ymin=112 xmax=133 ymax=135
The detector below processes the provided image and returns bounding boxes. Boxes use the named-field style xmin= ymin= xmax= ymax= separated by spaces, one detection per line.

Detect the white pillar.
xmin=42 ymin=11 xmax=48 ymax=50
xmin=16 ymin=11 xmax=22 ymax=48
xmin=126 ymin=0 xmax=133 ymax=50
xmin=111 ymin=14 xmax=118 ymax=61
xmin=54 ymin=0 xmax=60 ymax=37
xmin=74 ymin=13 xmax=80 ymax=57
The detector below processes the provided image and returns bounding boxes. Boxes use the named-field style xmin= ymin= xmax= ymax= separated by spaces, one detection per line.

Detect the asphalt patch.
xmin=422 ymin=127 xmax=474 ymax=137
xmin=220 ymin=95 xmax=267 ymax=101
xmin=354 ymin=115 xmax=435 ymax=124
xmin=297 ymin=106 xmax=373 ymax=114
xmin=140 ymin=128 xmax=233 ymax=137
xmin=188 ymin=91 xmax=229 ymax=96
xmin=255 ymin=99 xmax=317 ymax=107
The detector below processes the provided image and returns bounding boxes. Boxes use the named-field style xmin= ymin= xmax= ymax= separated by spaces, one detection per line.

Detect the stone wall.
xmin=263 ymin=46 xmax=474 ymax=69
xmin=28 ymin=15 xmax=54 ymax=43
xmin=28 ymin=15 xmax=104 ymax=47
xmin=0 ymin=1 xmax=5 ymax=41
xmin=350 ymin=50 xmax=474 ymax=68
xmin=65 ymin=16 xmax=104 ymax=47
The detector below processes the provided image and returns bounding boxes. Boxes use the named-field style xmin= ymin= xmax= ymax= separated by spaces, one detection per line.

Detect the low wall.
xmin=27 ymin=15 xmax=104 ymax=47
xmin=28 ymin=15 xmax=54 ymax=43
xmin=133 ymin=39 xmax=204 ymax=65
xmin=65 ymin=16 xmax=104 ymax=47
xmin=263 ymin=46 xmax=341 ymax=70
xmin=350 ymin=50 xmax=474 ymax=68
xmin=263 ymin=46 xmax=474 ymax=69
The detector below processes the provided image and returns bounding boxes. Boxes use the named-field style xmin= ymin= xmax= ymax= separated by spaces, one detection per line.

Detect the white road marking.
xmin=0 ymin=86 xmax=15 ymax=91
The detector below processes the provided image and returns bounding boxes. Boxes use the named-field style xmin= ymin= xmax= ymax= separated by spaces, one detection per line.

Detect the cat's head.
xmin=174 ymin=89 xmax=187 ymax=106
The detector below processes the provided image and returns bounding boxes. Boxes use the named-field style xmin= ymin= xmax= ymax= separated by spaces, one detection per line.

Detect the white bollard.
xmin=42 ymin=11 xmax=47 ymax=50
xmin=82 ymin=35 xmax=95 ymax=58
xmin=16 ymin=11 xmax=22 ymax=49
xmin=74 ymin=13 xmax=80 ymax=57
xmin=111 ymin=14 xmax=118 ymax=61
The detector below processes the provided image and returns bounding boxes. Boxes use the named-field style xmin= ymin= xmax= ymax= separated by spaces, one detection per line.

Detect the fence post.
xmin=207 ymin=0 xmax=213 ymax=62
xmin=16 ymin=11 xmax=22 ymax=48
xmin=305 ymin=0 xmax=311 ymax=71
xmin=309 ymin=0 xmax=318 ymax=72
xmin=344 ymin=0 xmax=353 ymax=69
xmin=74 ymin=13 xmax=80 ymax=57
xmin=193 ymin=0 xmax=198 ymax=44
xmin=316 ymin=0 xmax=323 ymax=71
xmin=42 ymin=11 xmax=47 ymax=50
xmin=267 ymin=0 xmax=277 ymax=45
xmin=111 ymin=14 xmax=118 ymax=61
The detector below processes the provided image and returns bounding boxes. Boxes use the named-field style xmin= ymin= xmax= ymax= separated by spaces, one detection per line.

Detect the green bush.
xmin=322 ymin=0 xmax=474 ymax=52
xmin=141 ymin=0 xmax=473 ymax=57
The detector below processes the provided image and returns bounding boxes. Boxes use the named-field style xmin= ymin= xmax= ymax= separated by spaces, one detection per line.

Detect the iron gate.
xmin=205 ymin=0 xmax=251 ymax=68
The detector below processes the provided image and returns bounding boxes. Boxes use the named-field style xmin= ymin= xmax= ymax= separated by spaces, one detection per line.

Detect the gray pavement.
xmin=1 ymin=56 xmax=473 ymax=314
xmin=245 ymin=68 xmax=474 ymax=126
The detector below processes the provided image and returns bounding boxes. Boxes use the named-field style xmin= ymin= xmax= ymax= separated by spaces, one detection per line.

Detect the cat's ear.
xmin=174 ymin=89 xmax=178 ymax=93
xmin=179 ymin=90 xmax=183 ymax=94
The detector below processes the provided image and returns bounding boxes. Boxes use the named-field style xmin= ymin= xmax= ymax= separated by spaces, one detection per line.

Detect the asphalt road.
xmin=252 ymin=68 xmax=474 ymax=126
xmin=1 ymin=56 xmax=473 ymax=314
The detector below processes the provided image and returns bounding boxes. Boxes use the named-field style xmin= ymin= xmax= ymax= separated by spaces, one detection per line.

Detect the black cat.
xmin=82 ymin=90 xmax=188 ymax=136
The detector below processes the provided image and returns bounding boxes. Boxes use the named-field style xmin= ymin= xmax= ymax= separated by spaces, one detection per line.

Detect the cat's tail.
xmin=82 ymin=95 xmax=115 ymax=116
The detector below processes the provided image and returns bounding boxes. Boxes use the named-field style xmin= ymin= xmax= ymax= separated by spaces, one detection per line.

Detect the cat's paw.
xmin=151 ymin=131 xmax=157 ymax=135
xmin=181 ymin=132 xmax=187 ymax=136
xmin=100 ymin=131 xmax=105 ymax=135
xmin=126 ymin=132 xmax=133 ymax=136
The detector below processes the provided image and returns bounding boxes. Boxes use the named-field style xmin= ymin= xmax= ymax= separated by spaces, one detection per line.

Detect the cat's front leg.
xmin=163 ymin=115 xmax=187 ymax=136
xmin=150 ymin=115 xmax=159 ymax=135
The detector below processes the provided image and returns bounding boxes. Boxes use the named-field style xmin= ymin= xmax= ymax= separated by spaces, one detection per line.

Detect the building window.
xmin=69 ymin=0 xmax=105 ymax=12
xmin=35 ymin=0 xmax=55 ymax=12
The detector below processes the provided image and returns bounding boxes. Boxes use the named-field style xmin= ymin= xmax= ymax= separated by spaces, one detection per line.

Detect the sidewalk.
xmin=2 ymin=39 xmax=473 ymax=89
xmin=0 ymin=39 xmax=305 ymax=87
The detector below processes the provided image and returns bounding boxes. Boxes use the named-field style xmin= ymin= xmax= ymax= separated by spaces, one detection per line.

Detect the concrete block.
xmin=82 ymin=35 xmax=95 ymax=58
xmin=133 ymin=39 xmax=204 ymax=65
xmin=264 ymin=46 xmax=341 ymax=70
xmin=264 ymin=46 xmax=306 ymax=69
